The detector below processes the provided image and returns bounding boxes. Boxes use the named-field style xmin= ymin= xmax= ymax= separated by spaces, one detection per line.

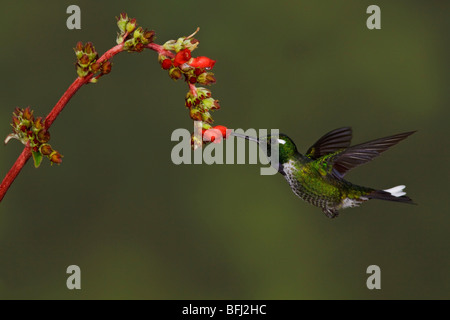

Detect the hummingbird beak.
xmin=230 ymin=132 xmax=259 ymax=143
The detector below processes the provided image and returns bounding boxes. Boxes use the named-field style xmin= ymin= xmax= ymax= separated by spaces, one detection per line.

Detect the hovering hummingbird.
xmin=231 ymin=127 xmax=415 ymax=218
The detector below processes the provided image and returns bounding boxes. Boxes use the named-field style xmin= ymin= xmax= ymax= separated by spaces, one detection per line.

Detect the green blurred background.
xmin=0 ymin=0 xmax=448 ymax=299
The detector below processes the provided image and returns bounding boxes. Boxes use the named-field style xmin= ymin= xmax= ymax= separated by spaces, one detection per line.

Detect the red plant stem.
xmin=45 ymin=44 xmax=125 ymax=128
xmin=1 ymin=41 xmax=176 ymax=203
xmin=1 ymin=42 xmax=184 ymax=202
xmin=44 ymin=76 xmax=91 ymax=128
xmin=146 ymin=43 xmax=174 ymax=58
xmin=189 ymin=83 xmax=198 ymax=97
xmin=0 ymin=145 xmax=31 ymax=202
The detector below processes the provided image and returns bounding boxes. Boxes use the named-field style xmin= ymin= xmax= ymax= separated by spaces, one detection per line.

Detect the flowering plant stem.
xmin=0 ymin=42 xmax=171 ymax=202
xmin=1 ymin=13 xmax=226 ymax=203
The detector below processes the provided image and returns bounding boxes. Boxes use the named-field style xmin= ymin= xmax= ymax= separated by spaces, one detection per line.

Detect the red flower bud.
xmin=101 ymin=61 xmax=112 ymax=74
xmin=188 ymin=56 xmax=216 ymax=69
xmin=161 ymin=59 xmax=172 ymax=70
xmin=84 ymin=42 xmax=94 ymax=54
xmin=23 ymin=107 xmax=33 ymax=121
xmin=12 ymin=116 xmax=20 ymax=127
xmin=173 ymin=49 xmax=192 ymax=67
xmin=90 ymin=61 xmax=101 ymax=72
xmin=36 ymin=117 xmax=43 ymax=128
xmin=188 ymin=77 xmax=197 ymax=84
xmin=134 ymin=42 xmax=145 ymax=52
xmin=37 ymin=129 xmax=51 ymax=143
xmin=49 ymin=151 xmax=63 ymax=165
xmin=143 ymin=30 xmax=155 ymax=42
xmin=79 ymin=54 xmax=90 ymax=67
xmin=75 ymin=41 xmax=84 ymax=52
xmin=194 ymin=68 xmax=204 ymax=76
xmin=40 ymin=144 xmax=53 ymax=156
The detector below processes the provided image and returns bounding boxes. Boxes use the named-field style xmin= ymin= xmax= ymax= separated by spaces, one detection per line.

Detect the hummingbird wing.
xmin=305 ymin=127 xmax=353 ymax=159
xmin=329 ymin=131 xmax=416 ymax=178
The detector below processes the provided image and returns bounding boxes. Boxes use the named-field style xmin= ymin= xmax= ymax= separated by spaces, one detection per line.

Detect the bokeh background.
xmin=0 ymin=0 xmax=448 ymax=299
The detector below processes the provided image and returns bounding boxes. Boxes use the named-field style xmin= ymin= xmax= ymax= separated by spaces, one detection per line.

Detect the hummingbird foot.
xmin=322 ymin=207 xmax=339 ymax=219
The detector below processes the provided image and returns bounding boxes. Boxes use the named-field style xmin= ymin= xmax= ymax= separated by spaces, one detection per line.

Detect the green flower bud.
xmin=76 ymin=65 xmax=89 ymax=78
xmin=133 ymin=26 xmax=143 ymax=39
xmin=126 ymin=18 xmax=137 ymax=33
xmin=74 ymin=41 xmax=84 ymax=59
xmin=201 ymin=98 xmax=215 ymax=110
xmin=117 ymin=13 xmax=129 ymax=33
xmin=201 ymin=111 xmax=213 ymax=124
xmin=182 ymin=38 xmax=199 ymax=52
xmin=196 ymin=87 xmax=211 ymax=98
xmin=162 ymin=39 xmax=176 ymax=51
xmin=189 ymin=108 xmax=203 ymax=121
xmin=169 ymin=67 xmax=182 ymax=80
xmin=196 ymin=72 xmax=216 ymax=85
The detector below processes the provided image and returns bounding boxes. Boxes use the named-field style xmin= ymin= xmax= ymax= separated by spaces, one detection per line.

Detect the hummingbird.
xmin=231 ymin=127 xmax=415 ymax=218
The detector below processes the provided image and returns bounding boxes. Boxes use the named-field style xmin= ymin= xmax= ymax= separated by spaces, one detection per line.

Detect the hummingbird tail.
xmin=367 ymin=185 xmax=416 ymax=204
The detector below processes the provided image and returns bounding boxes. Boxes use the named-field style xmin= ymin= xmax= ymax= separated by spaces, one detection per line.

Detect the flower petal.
xmin=188 ymin=56 xmax=216 ymax=69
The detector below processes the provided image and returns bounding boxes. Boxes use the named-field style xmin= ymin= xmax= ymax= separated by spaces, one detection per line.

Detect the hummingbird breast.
xmin=282 ymin=159 xmax=344 ymax=211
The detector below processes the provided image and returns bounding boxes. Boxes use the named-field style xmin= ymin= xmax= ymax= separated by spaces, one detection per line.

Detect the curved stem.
xmin=44 ymin=76 xmax=91 ymax=128
xmin=45 ymin=44 xmax=125 ymax=129
xmin=0 ymin=145 xmax=31 ymax=202
xmin=146 ymin=43 xmax=175 ymax=58
xmin=1 ymin=40 xmax=191 ymax=203
xmin=0 ymin=43 xmax=127 ymax=202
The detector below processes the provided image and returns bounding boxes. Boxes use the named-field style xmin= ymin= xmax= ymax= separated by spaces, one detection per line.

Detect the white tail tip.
xmin=384 ymin=185 xmax=406 ymax=197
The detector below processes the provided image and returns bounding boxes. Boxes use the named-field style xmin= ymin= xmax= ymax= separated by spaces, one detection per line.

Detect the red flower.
xmin=161 ymin=59 xmax=173 ymax=70
xmin=213 ymin=125 xmax=230 ymax=138
xmin=173 ymin=49 xmax=192 ymax=67
xmin=202 ymin=128 xmax=219 ymax=143
xmin=202 ymin=125 xmax=229 ymax=143
xmin=188 ymin=56 xmax=216 ymax=69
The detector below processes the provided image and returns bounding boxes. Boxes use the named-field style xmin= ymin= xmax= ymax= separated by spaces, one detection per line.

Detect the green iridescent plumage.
xmin=233 ymin=127 xmax=415 ymax=218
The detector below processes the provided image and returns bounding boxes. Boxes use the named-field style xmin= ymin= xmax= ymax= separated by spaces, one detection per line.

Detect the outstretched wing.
xmin=306 ymin=127 xmax=353 ymax=159
xmin=330 ymin=131 xmax=416 ymax=178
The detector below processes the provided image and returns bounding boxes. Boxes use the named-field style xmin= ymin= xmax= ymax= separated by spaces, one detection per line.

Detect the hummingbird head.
xmin=258 ymin=134 xmax=299 ymax=165
xmin=230 ymin=132 xmax=299 ymax=174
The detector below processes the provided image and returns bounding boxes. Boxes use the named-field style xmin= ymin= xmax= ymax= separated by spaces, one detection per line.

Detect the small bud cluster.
xmin=157 ymin=29 xmax=230 ymax=149
xmin=159 ymin=34 xmax=216 ymax=86
xmin=116 ymin=13 xmax=155 ymax=52
xmin=185 ymin=87 xmax=220 ymax=124
xmin=75 ymin=42 xmax=112 ymax=81
xmin=5 ymin=107 xmax=62 ymax=167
